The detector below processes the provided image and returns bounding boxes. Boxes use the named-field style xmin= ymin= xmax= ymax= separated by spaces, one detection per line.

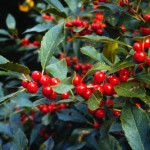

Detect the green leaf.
xmin=44 ymin=0 xmax=65 ymax=12
xmin=24 ymin=24 xmax=53 ymax=33
xmin=41 ymin=8 xmax=67 ymax=18
xmin=6 ymin=14 xmax=16 ymax=29
xmin=83 ymin=62 xmax=111 ymax=79
xmin=103 ymin=42 xmax=118 ymax=64
xmin=0 ymin=62 xmax=30 ymax=75
xmin=0 ymin=89 xmax=26 ymax=105
xmin=55 ymin=99 xmax=73 ymax=104
xmin=10 ymin=128 xmax=28 ymax=150
xmin=107 ymin=59 xmax=135 ymax=75
xmin=0 ymin=71 xmax=22 ymax=79
xmin=80 ymin=46 xmax=103 ymax=62
xmin=66 ymin=143 xmax=86 ymax=150
xmin=70 ymin=35 xmax=132 ymax=48
xmin=141 ymin=95 xmax=150 ymax=106
xmin=0 ymin=29 xmax=11 ymax=36
xmin=87 ymin=90 xmax=103 ymax=111
xmin=134 ymin=74 xmax=150 ymax=85
xmin=40 ymin=23 xmax=65 ymax=71
xmin=40 ymin=137 xmax=54 ymax=150
xmin=133 ymin=36 xmax=149 ymax=43
xmin=114 ymin=82 xmax=146 ymax=98
xmin=56 ymin=108 xmax=88 ymax=123
xmin=121 ymin=101 xmax=150 ymax=150
xmin=98 ymin=135 xmax=122 ymax=150
xmin=46 ymin=59 xmax=67 ymax=80
xmin=0 ymin=123 xmax=13 ymax=137
xmin=32 ymin=98 xmax=51 ymax=108
xmin=0 ymin=55 xmax=9 ymax=63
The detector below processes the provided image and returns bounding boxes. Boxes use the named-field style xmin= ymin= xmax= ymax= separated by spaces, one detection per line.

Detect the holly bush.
xmin=0 ymin=0 xmax=150 ymax=150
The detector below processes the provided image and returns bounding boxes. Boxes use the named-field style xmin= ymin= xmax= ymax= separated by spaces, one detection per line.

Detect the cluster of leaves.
xmin=0 ymin=0 xmax=150 ymax=150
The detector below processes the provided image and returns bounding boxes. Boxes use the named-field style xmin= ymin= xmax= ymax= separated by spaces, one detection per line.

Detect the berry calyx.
xmin=27 ymin=81 xmax=38 ymax=93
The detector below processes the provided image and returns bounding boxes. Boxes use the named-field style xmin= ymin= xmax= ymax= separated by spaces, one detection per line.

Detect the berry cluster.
xmin=21 ymin=38 xmax=40 ymax=47
xmin=42 ymin=14 xmax=54 ymax=21
xmin=92 ymin=0 xmax=106 ymax=5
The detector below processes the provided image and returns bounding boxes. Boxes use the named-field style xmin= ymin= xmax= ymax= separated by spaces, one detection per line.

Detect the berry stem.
xmin=27 ymin=75 xmax=31 ymax=82
xmin=22 ymin=74 xmax=28 ymax=81
xmin=70 ymin=89 xmax=76 ymax=101
xmin=99 ymin=107 xmax=122 ymax=112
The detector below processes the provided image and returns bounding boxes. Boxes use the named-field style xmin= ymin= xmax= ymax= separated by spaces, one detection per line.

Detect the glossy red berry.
xmin=94 ymin=71 xmax=105 ymax=83
xmin=93 ymin=123 xmax=100 ymax=129
xmin=112 ymin=110 xmax=120 ymax=116
xmin=27 ymin=82 xmax=38 ymax=93
xmin=144 ymin=14 xmax=150 ymax=21
xmin=74 ymin=64 xmax=80 ymax=71
xmin=42 ymin=85 xmax=53 ymax=97
xmin=108 ymin=75 xmax=119 ymax=85
xmin=95 ymin=109 xmax=105 ymax=118
xmin=146 ymin=57 xmax=150 ymax=66
xmin=60 ymin=103 xmax=66 ymax=109
xmin=119 ymin=75 xmax=128 ymax=82
xmin=105 ymin=99 xmax=113 ymax=108
xmin=99 ymin=100 xmax=103 ymax=107
xmin=72 ymin=57 xmax=78 ymax=63
xmin=88 ymin=108 xmax=96 ymax=114
xmin=39 ymin=75 xmax=51 ymax=85
xmin=135 ymin=103 xmax=141 ymax=107
xmin=72 ymin=74 xmax=82 ymax=85
xmin=31 ymin=71 xmax=42 ymax=82
xmin=61 ymin=92 xmax=69 ymax=99
xmin=22 ymin=80 xmax=28 ymax=88
xmin=92 ymin=85 xmax=104 ymax=94
xmin=144 ymin=38 xmax=150 ymax=49
xmin=85 ymin=63 xmax=92 ymax=70
xmin=118 ymin=68 xmax=129 ymax=76
xmin=120 ymin=26 xmax=126 ymax=33
xmin=103 ymin=83 xmax=114 ymax=96
xmin=48 ymin=91 xmax=57 ymax=99
xmin=50 ymin=78 xmax=61 ymax=86
xmin=133 ymin=51 xmax=146 ymax=63
xmin=75 ymin=83 xmax=87 ymax=95
xmin=96 ymin=29 xmax=103 ymax=35
xmin=48 ymin=105 xmax=54 ymax=112
xmin=82 ymin=89 xmax=92 ymax=99
xmin=133 ymin=42 xmax=142 ymax=52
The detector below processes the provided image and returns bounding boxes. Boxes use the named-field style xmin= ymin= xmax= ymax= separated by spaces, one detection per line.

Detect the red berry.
xmin=75 ymin=83 xmax=87 ymax=95
xmin=45 ymin=134 xmax=49 ymax=139
xmin=82 ymin=88 xmax=92 ymax=99
xmin=88 ymin=108 xmax=96 ymax=114
xmin=61 ymin=92 xmax=69 ymax=99
xmin=112 ymin=110 xmax=120 ymax=116
xmin=93 ymin=123 xmax=100 ymax=129
xmin=144 ymin=38 xmax=150 ymax=49
xmin=42 ymin=85 xmax=53 ymax=97
xmin=95 ymin=109 xmax=105 ymax=118
xmin=133 ymin=42 xmax=142 ymax=52
xmin=133 ymin=51 xmax=146 ymax=63
xmin=72 ymin=74 xmax=82 ymax=85
xmin=119 ymin=75 xmax=128 ymax=82
xmin=94 ymin=71 xmax=105 ymax=83
xmin=135 ymin=103 xmax=141 ymax=107
xmin=50 ymin=78 xmax=61 ymax=86
xmin=74 ymin=64 xmax=80 ymax=71
xmin=96 ymin=29 xmax=103 ymax=35
xmin=118 ymin=68 xmax=129 ymax=76
xmin=72 ymin=57 xmax=78 ymax=63
xmin=31 ymin=71 xmax=42 ymax=82
xmin=27 ymin=82 xmax=38 ymax=93
xmin=144 ymin=14 xmax=150 ymax=21
xmin=39 ymin=75 xmax=51 ymax=85
xmin=120 ymin=26 xmax=126 ymax=33
xmin=93 ymin=0 xmax=99 ymax=5
xmin=48 ymin=105 xmax=53 ymax=112
xmin=60 ymin=103 xmax=66 ymax=109
xmin=99 ymin=100 xmax=103 ymax=107
xmin=48 ymin=91 xmax=57 ymax=99
xmin=92 ymin=85 xmax=104 ymax=94
xmin=103 ymin=83 xmax=114 ymax=96
xmin=105 ymin=99 xmax=113 ymax=108
xmin=42 ymin=106 xmax=49 ymax=113
xmin=108 ymin=75 xmax=119 ymax=85
xmin=85 ymin=63 xmax=92 ymax=70
xmin=146 ymin=57 xmax=150 ymax=66
xmin=39 ymin=132 xmax=44 ymax=137
xmin=22 ymin=80 xmax=28 ymax=88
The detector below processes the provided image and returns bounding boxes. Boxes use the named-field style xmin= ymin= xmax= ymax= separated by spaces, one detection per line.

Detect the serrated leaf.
xmin=40 ymin=23 xmax=65 ymax=71
xmin=121 ymin=101 xmax=150 ymax=150
xmin=70 ymin=35 xmax=132 ymax=48
xmin=6 ymin=14 xmax=16 ymax=29
xmin=42 ymin=8 xmax=67 ymax=18
xmin=81 ymin=46 xmax=103 ymax=62
xmin=87 ymin=90 xmax=103 ymax=111
xmin=10 ymin=128 xmax=28 ymax=150
xmin=0 ymin=55 xmax=9 ymax=63
xmin=0 ymin=89 xmax=26 ymax=105
xmin=107 ymin=59 xmax=135 ymax=75
xmin=52 ymin=72 xmax=75 ymax=94
xmin=103 ymin=42 xmax=118 ymax=64
xmin=0 ymin=62 xmax=30 ymax=75
xmin=114 ymin=82 xmax=146 ymax=98
xmin=46 ymin=59 xmax=67 ymax=80
xmin=83 ymin=62 xmax=111 ymax=79
xmin=32 ymin=98 xmax=51 ymax=108
xmin=56 ymin=108 xmax=88 ymax=123
xmin=24 ymin=24 xmax=53 ymax=33
xmin=134 ymin=74 xmax=150 ymax=85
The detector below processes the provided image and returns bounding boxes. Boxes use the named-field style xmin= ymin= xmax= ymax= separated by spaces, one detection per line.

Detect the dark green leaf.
xmin=40 ymin=23 xmax=65 ymax=71
xmin=0 ymin=55 xmax=9 ymax=63
xmin=42 ymin=8 xmax=67 ymax=18
xmin=0 ymin=89 xmax=26 ymax=105
xmin=71 ymin=35 xmax=132 ymax=48
xmin=87 ymin=90 xmax=103 ymax=111
xmin=121 ymin=101 xmax=150 ymax=150
xmin=0 ymin=29 xmax=10 ymax=36
xmin=81 ymin=46 xmax=103 ymax=62
xmin=55 ymin=99 xmax=73 ymax=104
xmin=141 ymin=95 xmax=150 ymax=106
xmin=0 ymin=71 xmax=22 ymax=79
xmin=0 ymin=123 xmax=13 ymax=137
xmin=32 ymin=98 xmax=51 ymax=108
xmin=134 ymin=74 xmax=150 ymax=85
xmin=10 ymin=128 xmax=28 ymax=150
xmin=114 ymin=82 xmax=146 ymax=98
xmin=0 ymin=62 xmax=30 ymax=75
xmin=46 ymin=59 xmax=67 ymax=80
xmin=102 ymin=42 xmax=118 ymax=64
xmin=40 ymin=137 xmax=54 ymax=150
xmin=6 ymin=14 xmax=16 ymax=29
